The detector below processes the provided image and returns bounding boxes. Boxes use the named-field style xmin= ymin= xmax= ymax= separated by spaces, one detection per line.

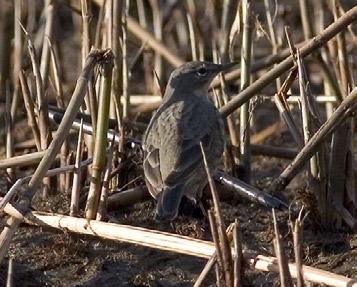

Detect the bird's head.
xmin=166 ymin=61 xmax=237 ymax=97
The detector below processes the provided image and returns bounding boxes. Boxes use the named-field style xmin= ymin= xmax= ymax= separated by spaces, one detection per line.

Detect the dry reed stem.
xmin=201 ymin=143 xmax=234 ymax=286
xmin=272 ymin=209 xmax=293 ymax=287
xmin=85 ymin=52 xmax=114 ymax=219
xmin=47 ymin=37 xmax=69 ymax=192
xmin=233 ymin=219 xmax=243 ymax=287
xmin=70 ymin=119 xmax=85 ymax=217
xmin=11 ymin=0 xmax=22 ymax=118
xmin=0 ymin=151 xmax=60 ymax=170
xmin=6 ymin=256 xmax=13 ymax=287
xmin=39 ymin=0 xmax=55 ymax=90
xmin=239 ymin=0 xmax=253 ymax=183
xmin=107 ymin=186 xmax=149 ymax=211
xmin=96 ymin=140 xmax=115 ymax=220
xmin=19 ymin=71 xmax=41 ymax=151
xmin=208 ymin=209 xmax=225 ymax=283
xmin=5 ymin=83 xmax=15 ymax=182
xmin=271 ymin=87 xmax=357 ymax=192
xmin=293 ymin=212 xmax=304 ymax=287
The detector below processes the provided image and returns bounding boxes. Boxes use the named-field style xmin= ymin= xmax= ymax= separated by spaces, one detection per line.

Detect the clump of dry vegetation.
xmin=0 ymin=0 xmax=356 ymax=286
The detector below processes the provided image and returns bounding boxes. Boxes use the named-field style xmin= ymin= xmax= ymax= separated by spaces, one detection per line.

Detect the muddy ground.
xmin=0 ymin=125 xmax=356 ymax=286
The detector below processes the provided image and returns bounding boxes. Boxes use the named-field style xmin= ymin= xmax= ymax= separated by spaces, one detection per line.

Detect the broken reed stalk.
xmin=194 ymin=224 xmax=235 ymax=287
xmin=0 ymin=209 xmax=352 ymax=287
xmin=273 ymin=60 xmax=303 ymax=147
xmin=70 ymin=119 xmax=85 ymax=217
xmin=5 ymin=83 xmax=15 ymax=182
xmin=11 ymin=0 xmax=22 ymax=119
xmin=239 ymin=0 xmax=253 ymax=183
xmin=297 ymin=49 xmax=329 ymax=225
xmin=39 ymin=0 xmax=55 ymax=90
xmin=293 ymin=213 xmax=304 ymax=287
xmin=219 ymin=6 xmax=357 ymax=117
xmin=233 ymin=219 xmax=243 ymax=287
xmin=6 ymin=256 xmax=13 ymax=287
xmin=271 ymin=87 xmax=357 ymax=192
xmin=21 ymin=23 xmax=52 ymax=197
xmin=0 ymin=49 xmax=110 ymax=264
xmin=85 ymin=53 xmax=114 ymax=219
xmin=19 ymin=71 xmax=41 ymax=151
xmin=208 ymin=209 xmax=225 ymax=284
xmin=200 ymin=143 xmax=234 ymax=287
xmin=272 ymin=209 xmax=293 ymax=287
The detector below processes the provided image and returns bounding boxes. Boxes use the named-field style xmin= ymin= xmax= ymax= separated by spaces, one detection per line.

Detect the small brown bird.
xmin=143 ymin=61 xmax=235 ymax=221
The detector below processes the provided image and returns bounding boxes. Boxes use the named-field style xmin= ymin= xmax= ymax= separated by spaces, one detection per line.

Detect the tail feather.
xmin=155 ymin=184 xmax=184 ymax=221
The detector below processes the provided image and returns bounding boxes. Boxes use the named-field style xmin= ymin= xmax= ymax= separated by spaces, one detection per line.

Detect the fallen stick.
xmin=0 ymin=151 xmax=59 ymax=169
xmin=17 ymin=211 xmax=357 ymax=287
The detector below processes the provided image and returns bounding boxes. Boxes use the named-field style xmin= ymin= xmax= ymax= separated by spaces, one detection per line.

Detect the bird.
xmin=143 ymin=61 xmax=235 ymax=221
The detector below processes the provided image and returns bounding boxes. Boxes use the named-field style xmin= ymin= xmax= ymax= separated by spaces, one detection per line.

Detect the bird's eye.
xmin=196 ymin=67 xmax=207 ymax=76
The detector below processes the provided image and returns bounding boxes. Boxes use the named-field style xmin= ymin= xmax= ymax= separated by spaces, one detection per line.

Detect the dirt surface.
xmin=0 ymin=144 xmax=356 ymax=286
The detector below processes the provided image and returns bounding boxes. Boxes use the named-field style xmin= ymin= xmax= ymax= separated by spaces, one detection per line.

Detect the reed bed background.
xmin=0 ymin=0 xmax=356 ymax=286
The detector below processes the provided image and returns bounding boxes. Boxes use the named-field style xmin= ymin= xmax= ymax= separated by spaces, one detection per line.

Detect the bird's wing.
xmin=159 ymin=99 xmax=222 ymax=185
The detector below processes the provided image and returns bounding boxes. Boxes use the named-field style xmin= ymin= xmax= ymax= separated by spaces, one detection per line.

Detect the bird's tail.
xmin=155 ymin=184 xmax=184 ymax=221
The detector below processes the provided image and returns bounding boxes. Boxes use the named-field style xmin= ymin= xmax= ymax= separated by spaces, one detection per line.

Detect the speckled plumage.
xmin=143 ymin=61 xmax=232 ymax=221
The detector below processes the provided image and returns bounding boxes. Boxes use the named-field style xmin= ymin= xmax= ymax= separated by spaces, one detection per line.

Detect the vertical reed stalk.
xmin=40 ymin=0 xmax=55 ymax=90
xmin=122 ymin=0 xmax=130 ymax=117
xmin=70 ymin=119 xmax=85 ymax=217
xmin=11 ymin=0 xmax=23 ymax=118
xmin=239 ymin=0 xmax=252 ymax=183
xmin=19 ymin=71 xmax=41 ymax=151
xmin=85 ymin=54 xmax=114 ymax=219
xmin=5 ymin=83 xmax=15 ymax=182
